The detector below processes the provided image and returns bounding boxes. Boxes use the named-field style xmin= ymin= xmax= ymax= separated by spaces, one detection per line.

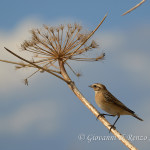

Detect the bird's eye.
xmin=93 ymin=85 xmax=97 ymax=88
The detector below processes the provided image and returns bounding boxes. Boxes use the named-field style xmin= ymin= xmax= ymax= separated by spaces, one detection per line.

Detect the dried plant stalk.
xmin=59 ymin=60 xmax=138 ymax=150
xmin=122 ymin=0 xmax=146 ymax=16
xmin=0 ymin=14 xmax=138 ymax=149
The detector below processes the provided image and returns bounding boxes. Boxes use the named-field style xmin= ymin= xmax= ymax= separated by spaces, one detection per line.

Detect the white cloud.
xmin=0 ymin=19 xmax=43 ymax=92
xmin=95 ymin=30 xmax=125 ymax=51
xmin=0 ymin=19 xmax=66 ymax=136
xmin=95 ymin=25 xmax=150 ymax=85
xmin=120 ymin=51 xmax=150 ymax=84
xmin=0 ymin=99 xmax=61 ymax=136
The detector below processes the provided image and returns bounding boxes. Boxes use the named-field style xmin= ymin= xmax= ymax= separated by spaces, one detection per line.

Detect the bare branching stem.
xmin=59 ymin=60 xmax=138 ymax=150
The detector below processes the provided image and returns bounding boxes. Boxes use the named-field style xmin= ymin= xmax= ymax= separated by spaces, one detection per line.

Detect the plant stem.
xmin=59 ymin=60 xmax=137 ymax=150
xmin=122 ymin=0 xmax=146 ymax=16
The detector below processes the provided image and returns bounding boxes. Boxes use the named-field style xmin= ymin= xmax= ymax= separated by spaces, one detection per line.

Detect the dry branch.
xmin=122 ymin=0 xmax=146 ymax=16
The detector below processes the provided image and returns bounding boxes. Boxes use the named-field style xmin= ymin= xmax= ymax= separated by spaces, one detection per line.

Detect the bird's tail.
xmin=132 ymin=113 xmax=143 ymax=121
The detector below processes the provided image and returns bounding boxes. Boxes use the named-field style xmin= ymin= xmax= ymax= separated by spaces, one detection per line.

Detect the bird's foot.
xmin=96 ymin=113 xmax=115 ymax=121
xmin=108 ymin=124 xmax=116 ymax=133
xmin=96 ymin=113 xmax=105 ymax=120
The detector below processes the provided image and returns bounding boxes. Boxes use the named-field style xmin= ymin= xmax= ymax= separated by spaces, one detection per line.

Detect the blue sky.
xmin=0 ymin=0 xmax=150 ymax=150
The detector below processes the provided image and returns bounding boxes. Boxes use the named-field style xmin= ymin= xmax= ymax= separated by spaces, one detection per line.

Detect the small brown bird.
xmin=89 ymin=83 xmax=143 ymax=132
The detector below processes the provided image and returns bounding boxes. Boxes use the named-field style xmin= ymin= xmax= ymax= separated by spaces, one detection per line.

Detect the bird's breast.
xmin=95 ymin=92 xmax=106 ymax=108
xmin=95 ymin=91 xmax=126 ymax=115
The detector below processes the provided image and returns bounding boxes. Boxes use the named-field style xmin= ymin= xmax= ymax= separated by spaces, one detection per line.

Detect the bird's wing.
xmin=103 ymin=90 xmax=135 ymax=114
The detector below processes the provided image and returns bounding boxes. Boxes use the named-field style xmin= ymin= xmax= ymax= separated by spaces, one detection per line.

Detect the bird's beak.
xmin=89 ymin=85 xmax=93 ymax=88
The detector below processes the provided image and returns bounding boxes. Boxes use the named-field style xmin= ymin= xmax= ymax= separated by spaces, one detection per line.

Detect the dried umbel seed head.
xmin=1 ymin=14 xmax=107 ymax=84
xmin=21 ymin=23 xmax=104 ymax=64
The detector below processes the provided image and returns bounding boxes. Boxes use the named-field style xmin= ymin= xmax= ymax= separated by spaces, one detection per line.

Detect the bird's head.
xmin=89 ymin=83 xmax=106 ymax=91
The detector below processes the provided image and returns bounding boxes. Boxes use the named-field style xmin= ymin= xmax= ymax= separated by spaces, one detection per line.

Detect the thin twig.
xmin=4 ymin=47 xmax=68 ymax=83
xmin=69 ymin=13 xmax=107 ymax=58
xmin=66 ymin=62 xmax=78 ymax=76
xmin=122 ymin=0 xmax=146 ymax=16
xmin=0 ymin=58 xmax=60 ymax=74
xmin=0 ymin=59 xmax=26 ymax=66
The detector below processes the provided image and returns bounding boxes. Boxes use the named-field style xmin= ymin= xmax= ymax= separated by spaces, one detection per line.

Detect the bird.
xmin=89 ymin=83 xmax=143 ymax=132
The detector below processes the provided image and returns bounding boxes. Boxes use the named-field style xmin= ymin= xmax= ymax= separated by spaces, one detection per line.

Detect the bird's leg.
xmin=102 ymin=114 xmax=115 ymax=117
xmin=109 ymin=115 xmax=120 ymax=133
xmin=96 ymin=113 xmax=115 ymax=120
